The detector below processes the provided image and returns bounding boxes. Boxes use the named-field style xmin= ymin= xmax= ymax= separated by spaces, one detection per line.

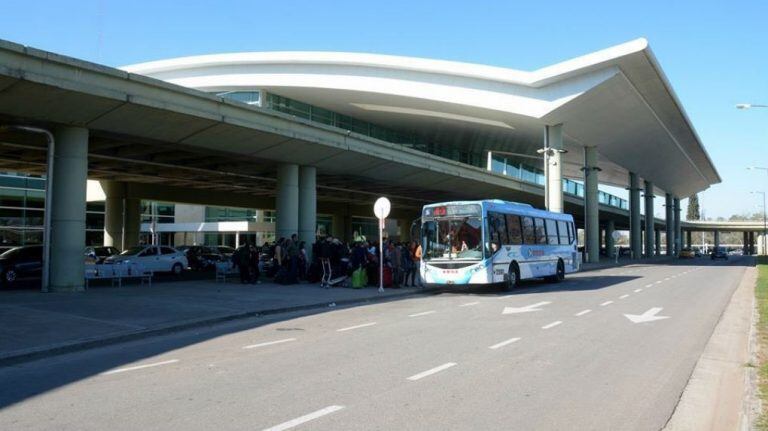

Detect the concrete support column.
xmin=655 ymin=229 xmax=661 ymax=256
xmin=102 ymin=181 xmax=126 ymax=249
xmin=584 ymin=146 xmax=600 ymax=263
xmin=674 ymin=197 xmax=682 ymax=255
xmin=750 ymin=231 xmax=756 ymax=255
xmin=298 ymin=165 xmax=317 ymax=259
xmin=643 ymin=181 xmax=655 ymax=258
xmin=744 ymin=232 xmax=749 ymax=254
xmin=686 ymin=231 xmax=692 ymax=249
xmin=398 ymin=218 xmax=412 ymax=242
xmin=124 ymin=198 xmax=141 ymax=248
xmin=49 ymin=126 xmax=88 ymax=292
xmin=665 ymin=193 xmax=674 ymax=256
xmin=629 ymin=173 xmax=642 ymax=259
xmin=544 ymin=124 xmax=564 ymax=213
xmin=605 ymin=220 xmax=615 ymax=259
xmin=275 ymin=164 xmax=299 ymax=241
xmin=101 ymin=182 xmax=141 ymax=250
xmin=714 ymin=230 xmax=721 ymax=248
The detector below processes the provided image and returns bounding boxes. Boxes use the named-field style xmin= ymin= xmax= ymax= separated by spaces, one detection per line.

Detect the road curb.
xmin=662 ymin=259 xmax=757 ymax=430
xmin=0 ymin=286 xmax=438 ymax=367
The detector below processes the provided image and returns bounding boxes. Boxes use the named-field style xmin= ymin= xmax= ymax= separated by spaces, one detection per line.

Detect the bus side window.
xmin=533 ymin=218 xmax=547 ymax=245
xmin=545 ymin=219 xmax=558 ymax=245
xmin=557 ymin=220 xmax=569 ymax=244
xmin=522 ymin=217 xmax=536 ymax=244
xmin=489 ymin=212 xmax=507 ymax=249
xmin=567 ymin=222 xmax=575 ymax=244
xmin=506 ymin=214 xmax=523 ymax=245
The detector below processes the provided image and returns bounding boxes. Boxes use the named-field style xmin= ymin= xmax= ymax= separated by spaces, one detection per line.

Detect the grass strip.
xmin=755 ymin=256 xmax=768 ymax=429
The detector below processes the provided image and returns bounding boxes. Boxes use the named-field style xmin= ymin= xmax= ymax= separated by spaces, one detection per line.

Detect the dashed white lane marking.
xmin=655 ymin=281 xmax=663 ymax=284
xmin=409 ymin=310 xmax=437 ymax=317
xmin=542 ymin=321 xmax=563 ymax=329
xmin=489 ymin=337 xmax=522 ymax=350
xmin=243 ymin=338 xmax=297 ymax=349
xmin=262 ymin=405 xmax=345 ymax=431
xmin=664 ymin=277 xmax=671 ymax=281
xmin=101 ymin=359 xmax=179 ymax=375
xmin=600 ymin=301 xmax=614 ymax=306
xmin=575 ymin=309 xmax=592 ymax=317
xmin=645 ymin=284 xmax=654 ymax=288
xmin=407 ymin=362 xmax=457 ymax=381
xmin=619 ymin=294 xmax=630 ymax=299
xmin=634 ymin=288 xmax=643 ymax=293
xmin=459 ymin=301 xmax=480 ymax=307
xmin=336 ymin=322 xmax=377 ymax=332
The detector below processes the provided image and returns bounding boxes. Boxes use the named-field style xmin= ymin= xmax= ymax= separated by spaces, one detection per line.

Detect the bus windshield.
xmin=422 ymin=217 xmax=483 ymax=260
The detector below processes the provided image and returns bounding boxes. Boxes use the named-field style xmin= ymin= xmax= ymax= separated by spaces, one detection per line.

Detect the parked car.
xmin=679 ymin=248 xmax=695 ymax=259
xmin=0 ymin=245 xmax=43 ymax=286
xmin=84 ymin=246 xmax=120 ymax=264
xmin=710 ymin=247 xmax=729 ymax=261
xmin=105 ymin=245 xmax=188 ymax=274
xmin=215 ymin=246 xmax=236 ymax=259
xmin=180 ymin=245 xmax=224 ymax=270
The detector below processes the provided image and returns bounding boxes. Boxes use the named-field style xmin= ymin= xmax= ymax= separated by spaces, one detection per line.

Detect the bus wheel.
xmin=504 ymin=262 xmax=520 ymax=291
xmin=547 ymin=259 xmax=565 ymax=283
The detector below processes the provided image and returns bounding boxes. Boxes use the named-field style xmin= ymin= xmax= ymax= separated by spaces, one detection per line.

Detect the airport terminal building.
xmin=0 ymin=37 xmax=735 ymax=290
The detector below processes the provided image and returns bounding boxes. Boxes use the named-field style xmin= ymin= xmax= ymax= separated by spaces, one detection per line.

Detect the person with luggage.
xmin=233 ymin=243 xmax=251 ymax=284
xmin=298 ymin=241 xmax=307 ymax=281
xmin=248 ymin=243 xmax=260 ymax=284
xmin=401 ymin=243 xmax=414 ymax=287
xmin=410 ymin=241 xmax=423 ymax=287
xmin=391 ymin=242 xmax=403 ymax=287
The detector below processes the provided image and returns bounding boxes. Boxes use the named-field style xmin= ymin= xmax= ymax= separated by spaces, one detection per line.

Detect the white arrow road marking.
xmin=502 ymin=301 xmax=551 ymax=315
xmin=407 ymin=362 xmax=457 ymax=381
xmin=624 ymin=307 xmax=670 ymax=324
xmin=262 ymin=405 xmax=345 ymax=431
xmin=489 ymin=337 xmax=521 ymax=350
xmin=459 ymin=301 xmax=480 ymax=307
xmin=101 ymin=359 xmax=179 ymax=375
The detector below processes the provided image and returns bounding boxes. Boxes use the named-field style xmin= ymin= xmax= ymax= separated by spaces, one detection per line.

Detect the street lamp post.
xmin=740 ymin=103 xmax=768 ymax=254
xmin=373 ymin=197 xmax=391 ymax=293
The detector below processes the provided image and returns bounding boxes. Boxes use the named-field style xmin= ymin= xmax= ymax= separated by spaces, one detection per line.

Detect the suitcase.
xmin=351 ymin=267 xmax=366 ymax=289
xmin=382 ymin=266 xmax=393 ymax=287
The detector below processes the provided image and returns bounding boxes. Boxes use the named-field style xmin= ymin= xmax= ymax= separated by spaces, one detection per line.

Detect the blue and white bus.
xmin=420 ymin=200 xmax=579 ymax=289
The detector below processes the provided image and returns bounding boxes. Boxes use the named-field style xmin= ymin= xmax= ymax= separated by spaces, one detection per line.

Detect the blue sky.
xmin=1 ymin=0 xmax=766 ymax=219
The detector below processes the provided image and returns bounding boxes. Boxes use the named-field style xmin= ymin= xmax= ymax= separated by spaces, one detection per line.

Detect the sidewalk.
xmin=0 ymin=279 xmax=429 ymax=365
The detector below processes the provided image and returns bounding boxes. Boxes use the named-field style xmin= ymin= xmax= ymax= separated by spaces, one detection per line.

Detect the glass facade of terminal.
xmin=488 ymin=154 xmax=629 ymax=210
xmin=216 ymin=91 xmax=629 ymax=210
xmin=0 ymin=173 xmax=105 ymax=251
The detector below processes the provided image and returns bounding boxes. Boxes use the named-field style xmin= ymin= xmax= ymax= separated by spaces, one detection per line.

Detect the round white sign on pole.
xmin=611 ymin=230 xmax=621 ymax=241
xmin=374 ymin=197 xmax=391 ymax=220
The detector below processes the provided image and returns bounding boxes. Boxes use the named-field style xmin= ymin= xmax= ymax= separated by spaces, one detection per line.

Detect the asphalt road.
xmin=0 ymin=257 xmax=751 ymax=431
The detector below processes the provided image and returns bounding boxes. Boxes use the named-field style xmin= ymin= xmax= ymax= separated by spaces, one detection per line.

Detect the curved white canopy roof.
xmin=124 ymin=39 xmax=720 ymax=198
